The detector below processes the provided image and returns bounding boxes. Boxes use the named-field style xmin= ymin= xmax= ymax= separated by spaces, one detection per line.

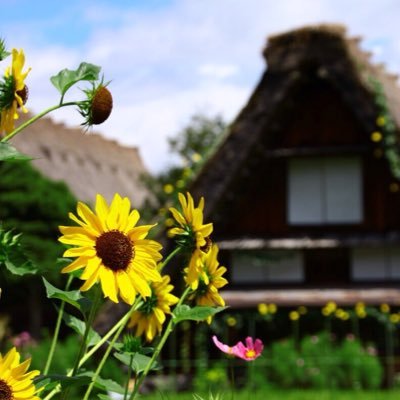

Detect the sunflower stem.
xmin=159 ymin=246 xmax=182 ymax=272
xmin=82 ymin=297 xmax=143 ymax=400
xmin=60 ymin=286 xmax=102 ymax=400
xmin=128 ymin=286 xmax=192 ymax=400
xmin=0 ymin=101 xmax=83 ymax=142
xmin=123 ymin=355 xmax=134 ymax=400
xmin=43 ymin=275 xmax=73 ymax=375
xmin=42 ymin=300 xmax=142 ymax=400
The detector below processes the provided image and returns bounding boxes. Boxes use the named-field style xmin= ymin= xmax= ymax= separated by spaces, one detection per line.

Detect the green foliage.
xmin=193 ymin=361 xmax=229 ymax=394
xmin=172 ymin=305 xmax=227 ymax=324
xmin=0 ymin=38 xmax=10 ymax=61
xmin=266 ymin=332 xmax=383 ymax=390
xmin=0 ymin=160 xmax=76 ymax=279
xmin=140 ymin=113 xmax=227 ymax=224
xmin=168 ymin=114 xmax=226 ymax=167
xmin=50 ymin=62 xmax=101 ymax=98
xmin=43 ymin=278 xmax=92 ymax=314
xmin=0 ymin=142 xmax=31 ymax=162
xmin=0 ymin=226 xmax=37 ymax=275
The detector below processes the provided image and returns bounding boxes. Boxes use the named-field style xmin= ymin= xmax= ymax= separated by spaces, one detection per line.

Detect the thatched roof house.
xmin=191 ymin=24 xmax=400 ymax=307
xmin=11 ymin=116 xmax=151 ymax=206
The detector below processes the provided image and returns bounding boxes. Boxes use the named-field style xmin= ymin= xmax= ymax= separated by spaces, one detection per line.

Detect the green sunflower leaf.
xmin=79 ymin=372 xmax=125 ymax=395
xmin=50 ymin=62 xmax=101 ymax=97
xmin=0 ymin=142 xmax=31 ymax=162
xmin=42 ymin=277 xmax=92 ymax=313
xmin=98 ymin=395 xmax=113 ymax=400
xmin=172 ymin=304 xmax=227 ymax=324
xmin=63 ymin=313 xmax=101 ymax=347
xmin=36 ymin=374 xmax=92 ymax=389
xmin=113 ymin=351 xmax=159 ymax=374
xmin=0 ymin=227 xmax=37 ymax=275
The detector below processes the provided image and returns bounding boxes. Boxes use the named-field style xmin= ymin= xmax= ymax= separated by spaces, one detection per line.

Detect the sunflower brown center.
xmin=200 ymin=236 xmax=212 ymax=253
xmin=95 ymin=230 xmax=133 ymax=271
xmin=16 ymin=85 xmax=29 ymax=106
xmin=0 ymin=379 xmax=13 ymax=400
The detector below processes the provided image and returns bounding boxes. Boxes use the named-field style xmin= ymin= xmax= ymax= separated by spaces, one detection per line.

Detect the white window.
xmin=288 ymin=157 xmax=363 ymax=224
xmin=351 ymin=247 xmax=400 ymax=281
xmin=231 ymin=250 xmax=304 ymax=284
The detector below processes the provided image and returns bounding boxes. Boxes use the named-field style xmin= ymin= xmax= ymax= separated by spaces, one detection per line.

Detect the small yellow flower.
xmin=164 ymin=217 xmax=175 ymax=227
xmin=163 ymin=184 xmax=174 ymax=194
xmin=258 ymin=303 xmax=268 ymax=315
xmin=176 ymin=179 xmax=185 ymax=188
xmin=380 ymin=303 xmax=390 ymax=313
xmin=0 ymin=48 xmax=31 ymax=135
xmin=168 ymin=192 xmax=213 ymax=251
xmin=376 ymin=116 xmax=386 ymax=127
xmin=371 ymin=131 xmax=383 ymax=142
xmin=289 ymin=311 xmax=300 ymax=321
xmin=356 ymin=309 xmax=367 ymax=319
xmin=389 ymin=314 xmax=400 ymax=324
xmin=128 ymin=275 xmax=178 ymax=342
xmin=191 ymin=152 xmax=202 ymax=163
xmin=298 ymin=306 xmax=307 ymax=315
xmin=226 ymin=316 xmax=237 ymax=327
xmin=0 ymin=347 xmax=41 ymax=400
xmin=189 ymin=244 xmax=228 ymax=323
xmin=268 ymin=303 xmax=277 ymax=314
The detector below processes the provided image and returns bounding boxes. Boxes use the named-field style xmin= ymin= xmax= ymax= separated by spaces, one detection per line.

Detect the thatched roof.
xmin=191 ymin=24 xmax=400 ymax=219
xmin=11 ymin=116 xmax=151 ymax=206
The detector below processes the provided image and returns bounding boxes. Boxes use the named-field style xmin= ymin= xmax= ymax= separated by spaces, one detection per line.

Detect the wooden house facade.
xmin=190 ymin=25 xmax=400 ymax=308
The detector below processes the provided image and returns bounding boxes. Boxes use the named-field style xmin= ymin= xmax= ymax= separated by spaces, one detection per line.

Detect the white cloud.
xmin=198 ymin=64 xmax=239 ymax=80
xmin=7 ymin=0 xmax=400 ymax=174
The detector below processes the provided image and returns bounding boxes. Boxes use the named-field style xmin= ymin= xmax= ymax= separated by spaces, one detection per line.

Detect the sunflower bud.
xmin=79 ymin=83 xmax=113 ymax=128
xmin=91 ymin=85 xmax=113 ymax=124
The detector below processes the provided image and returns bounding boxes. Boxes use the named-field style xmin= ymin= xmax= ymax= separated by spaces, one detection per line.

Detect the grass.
xmin=138 ymin=389 xmax=400 ymax=400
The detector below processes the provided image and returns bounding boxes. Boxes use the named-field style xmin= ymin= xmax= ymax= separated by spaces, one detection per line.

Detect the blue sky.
xmin=2 ymin=0 xmax=400 ymax=172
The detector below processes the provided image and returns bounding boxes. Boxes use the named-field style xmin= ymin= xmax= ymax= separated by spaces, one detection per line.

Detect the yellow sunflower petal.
xmin=95 ymin=194 xmax=108 ymax=231
xmin=116 ymin=271 xmax=136 ymax=305
xmin=106 ymin=193 xmax=122 ymax=230
xmin=99 ymin=268 xmax=119 ymax=303
xmin=61 ymin=257 xmax=88 ymax=273
xmin=80 ymin=267 xmax=100 ymax=291
xmin=63 ymin=246 xmax=96 ymax=258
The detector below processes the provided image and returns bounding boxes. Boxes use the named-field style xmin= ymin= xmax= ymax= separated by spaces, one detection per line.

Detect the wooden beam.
xmin=217 ymin=234 xmax=400 ymax=250
xmin=221 ymin=288 xmax=400 ymax=308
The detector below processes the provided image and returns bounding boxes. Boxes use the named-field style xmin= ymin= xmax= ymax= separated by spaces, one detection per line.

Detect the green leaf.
xmin=63 ymin=313 xmax=101 ymax=347
xmin=0 ymin=227 xmax=37 ymax=275
xmin=172 ymin=305 xmax=227 ymax=324
xmin=50 ymin=62 xmax=101 ymax=96
xmin=113 ymin=351 xmax=158 ymax=374
xmin=42 ymin=277 xmax=92 ymax=313
xmin=0 ymin=142 xmax=31 ymax=162
xmin=79 ymin=372 xmax=125 ymax=395
xmin=36 ymin=374 xmax=92 ymax=389
xmin=98 ymin=395 xmax=113 ymax=400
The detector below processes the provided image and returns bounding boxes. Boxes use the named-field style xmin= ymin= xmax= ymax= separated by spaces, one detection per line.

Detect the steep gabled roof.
xmin=11 ymin=115 xmax=151 ymax=206
xmin=191 ymin=24 xmax=400 ymax=219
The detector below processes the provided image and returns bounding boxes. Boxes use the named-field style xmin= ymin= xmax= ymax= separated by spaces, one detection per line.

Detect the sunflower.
xmin=59 ymin=193 xmax=163 ymax=304
xmin=0 ymin=49 xmax=31 ymax=135
xmin=0 ymin=347 xmax=41 ymax=400
xmin=168 ymin=192 xmax=213 ymax=251
xmin=128 ymin=275 xmax=179 ymax=342
xmin=188 ymin=244 xmax=228 ymax=322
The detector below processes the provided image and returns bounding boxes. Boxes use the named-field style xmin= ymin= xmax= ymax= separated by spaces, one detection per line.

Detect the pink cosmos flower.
xmin=212 ymin=335 xmax=263 ymax=361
